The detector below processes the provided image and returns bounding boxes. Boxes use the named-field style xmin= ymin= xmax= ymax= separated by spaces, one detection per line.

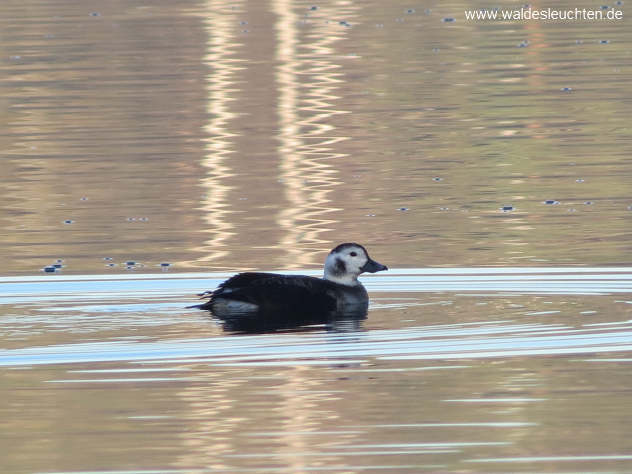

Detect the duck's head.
xmin=324 ymin=243 xmax=388 ymax=286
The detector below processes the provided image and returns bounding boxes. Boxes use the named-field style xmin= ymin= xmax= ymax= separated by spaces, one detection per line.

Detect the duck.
xmin=192 ymin=243 xmax=387 ymax=331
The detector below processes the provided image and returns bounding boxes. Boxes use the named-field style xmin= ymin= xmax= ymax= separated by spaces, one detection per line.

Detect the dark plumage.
xmin=192 ymin=243 xmax=387 ymax=332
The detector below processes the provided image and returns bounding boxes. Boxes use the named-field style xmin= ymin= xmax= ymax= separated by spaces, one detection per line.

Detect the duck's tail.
xmin=186 ymin=290 xmax=214 ymax=310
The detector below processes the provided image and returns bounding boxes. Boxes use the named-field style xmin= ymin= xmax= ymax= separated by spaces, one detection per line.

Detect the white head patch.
xmin=323 ymin=244 xmax=369 ymax=286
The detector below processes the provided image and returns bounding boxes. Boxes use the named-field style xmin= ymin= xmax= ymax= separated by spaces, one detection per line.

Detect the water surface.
xmin=1 ymin=0 xmax=632 ymax=472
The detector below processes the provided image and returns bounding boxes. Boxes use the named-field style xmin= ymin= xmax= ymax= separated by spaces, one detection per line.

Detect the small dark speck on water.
xmin=104 ymin=257 xmax=112 ymax=261
xmin=433 ymin=177 xmax=443 ymax=181
xmin=576 ymin=178 xmax=585 ymax=183
xmin=339 ymin=20 xmax=351 ymax=26
xmin=240 ymin=20 xmax=248 ymax=25
xmin=544 ymin=200 xmax=560 ymax=205
xmin=406 ymin=8 xmax=415 ymax=14
xmin=63 ymin=220 xmax=74 ymax=224
xmin=52 ymin=263 xmax=63 ymax=269
xmin=601 ymin=5 xmax=610 ymax=9
xmin=616 ymin=0 xmax=623 ymax=5
xmin=600 ymin=39 xmax=610 ymax=44
xmin=398 ymin=207 xmax=409 ymax=211
xmin=561 ymin=87 xmax=572 ymax=92
xmin=106 ymin=263 xmax=116 ymax=268
xmin=43 ymin=266 xmax=57 ymax=273
xmin=501 ymin=205 xmax=514 ymax=212
xmin=310 ymin=5 xmax=318 ymax=10
xmin=442 ymin=17 xmax=456 ymax=22
xmin=80 ymin=197 xmax=88 ymax=201
xmin=584 ymin=201 xmax=594 ymax=205
xmin=518 ymin=40 xmax=529 ymax=48
xmin=89 ymin=12 xmax=100 ymax=17
xmin=160 ymin=262 xmax=171 ymax=268
xmin=125 ymin=261 xmax=136 ymax=266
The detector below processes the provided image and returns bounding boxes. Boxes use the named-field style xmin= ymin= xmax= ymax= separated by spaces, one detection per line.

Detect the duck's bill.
xmin=360 ymin=258 xmax=388 ymax=273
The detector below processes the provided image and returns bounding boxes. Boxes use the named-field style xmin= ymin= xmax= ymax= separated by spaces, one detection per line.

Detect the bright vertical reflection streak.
xmin=273 ymin=0 xmax=353 ymax=268
xmin=193 ymin=1 xmax=245 ymax=268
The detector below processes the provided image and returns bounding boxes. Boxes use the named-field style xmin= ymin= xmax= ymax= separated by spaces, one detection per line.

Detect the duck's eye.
xmin=350 ymin=252 xmax=357 ymax=257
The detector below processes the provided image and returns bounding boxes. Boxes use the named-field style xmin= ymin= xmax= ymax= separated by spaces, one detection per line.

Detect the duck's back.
xmin=198 ymin=272 xmax=368 ymax=330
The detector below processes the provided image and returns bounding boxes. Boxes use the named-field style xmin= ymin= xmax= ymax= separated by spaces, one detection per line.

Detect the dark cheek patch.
xmin=333 ymin=257 xmax=347 ymax=276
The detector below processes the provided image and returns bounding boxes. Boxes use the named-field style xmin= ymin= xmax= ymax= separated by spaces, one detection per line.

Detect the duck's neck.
xmin=324 ymin=271 xmax=360 ymax=286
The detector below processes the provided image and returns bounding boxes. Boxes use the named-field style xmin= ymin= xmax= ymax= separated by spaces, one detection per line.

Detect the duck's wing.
xmin=198 ymin=272 xmax=338 ymax=315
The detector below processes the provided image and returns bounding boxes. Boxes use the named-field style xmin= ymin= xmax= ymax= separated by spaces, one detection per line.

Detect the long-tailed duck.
xmin=192 ymin=243 xmax=387 ymax=331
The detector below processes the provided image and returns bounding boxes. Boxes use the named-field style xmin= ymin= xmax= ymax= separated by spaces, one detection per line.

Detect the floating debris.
xmin=544 ymin=200 xmax=560 ymax=205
